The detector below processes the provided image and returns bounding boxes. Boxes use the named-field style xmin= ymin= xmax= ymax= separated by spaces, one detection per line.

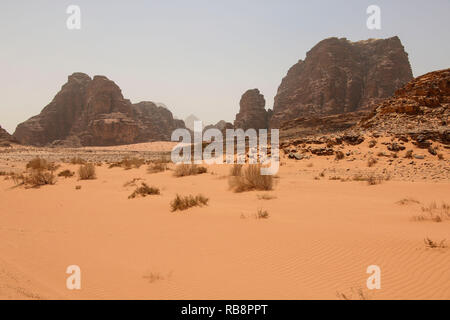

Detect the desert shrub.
xmin=58 ymin=170 xmax=75 ymax=178
xmin=75 ymin=185 xmax=81 ymax=190
xmin=256 ymin=209 xmax=270 ymax=219
xmin=109 ymin=157 xmax=145 ymax=169
xmin=147 ymin=163 xmax=168 ymax=174
xmin=128 ymin=183 xmax=160 ymax=199
xmin=173 ymin=164 xmax=207 ymax=177
xmin=335 ymin=151 xmax=345 ymax=160
xmin=26 ymin=157 xmax=58 ymax=171
xmin=424 ymin=237 xmax=447 ymax=249
xmin=413 ymin=202 xmax=450 ymax=222
xmin=70 ymin=157 xmax=86 ymax=165
xmin=78 ymin=163 xmax=96 ymax=180
xmin=228 ymin=164 xmax=273 ymax=193
xmin=170 ymin=194 xmax=209 ymax=211
xmin=229 ymin=164 xmax=243 ymax=176
xmin=367 ymin=157 xmax=377 ymax=167
xmin=24 ymin=170 xmax=56 ymax=187
xmin=352 ymin=173 xmax=388 ymax=185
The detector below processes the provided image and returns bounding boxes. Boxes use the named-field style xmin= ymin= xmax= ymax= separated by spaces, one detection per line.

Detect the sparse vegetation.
xmin=228 ymin=164 xmax=274 ymax=193
xmin=170 ymin=194 xmax=209 ymax=211
xmin=413 ymin=202 xmax=450 ymax=222
xmin=424 ymin=237 xmax=447 ymax=249
xmin=123 ymin=178 xmax=142 ymax=187
xmin=173 ymin=163 xmax=207 ymax=177
xmin=78 ymin=163 xmax=96 ymax=180
xmin=26 ymin=157 xmax=58 ymax=171
xmin=396 ymin=198 xmax=420 ymax=205
xmin=58 ymin=169 xmax=75 ymax=178
xmin=352 ymin=172 xmax=388 ymax=185
xmin=24 ymin=170 xmax=56 ymax=187
xmin=147 ymin=162 xmax=168 ymax=174
xmin=128 ymin=183 xmax=160 ymax=199
xmin=109 ymin=157 xmax=145 ymax=170
xmin=256 ymin=209 xmax=270 ymax=219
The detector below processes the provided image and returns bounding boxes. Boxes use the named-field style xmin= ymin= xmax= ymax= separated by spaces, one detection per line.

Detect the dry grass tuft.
xmin=128 ymin=183 xmax=160 ymax=199
xmin=228 ymin=164 xmax=274 ymax=193
xmin=352 ymin=172 xmax=388 ymax=185
xmin=26 ymin=157 xmax=59 ymax=171
xmin=58 ymin=170 xmax=75 ymax=178
xmin=413 ymin=202 xmax=450 ymax=222
xmin=147 ymin=163 xmax=168 ymax=174
xmin=256 ymin=209 xmax=270 ymax=219
xmin=424 ymin=237 xmax=447 ymax=249
xmin=78 ymin=163 xmax=96 ymax=180
xmin=396 ymin=198 xmax=420 ymax=205
xmin=170 ymin=194 xmax=209 ymax=211
xmin=109 ymin=157 xmax=145 ymax=170
xmin=173 ymin=164 xmax=207 ymax=177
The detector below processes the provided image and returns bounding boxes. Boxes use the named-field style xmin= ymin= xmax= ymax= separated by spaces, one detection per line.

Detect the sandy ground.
xmin=0 ymin=138 xmax=449 ymax=300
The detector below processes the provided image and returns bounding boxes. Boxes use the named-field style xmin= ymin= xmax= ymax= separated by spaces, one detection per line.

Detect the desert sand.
xmin=0 ymin=138 xmax=449 ymax=300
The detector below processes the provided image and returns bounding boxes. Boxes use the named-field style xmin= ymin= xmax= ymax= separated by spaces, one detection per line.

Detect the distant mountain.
xmin=13 ymin=73 xmax=185 ymax=146
xmin=0 ymin=125 xmax=17 ymax=145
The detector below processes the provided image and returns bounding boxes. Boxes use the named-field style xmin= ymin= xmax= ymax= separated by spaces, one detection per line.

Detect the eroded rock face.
xmin=359 ymin=68 xmax=450 ymax=144
xmin=0 ymin=125 xmax=17 ymax=144
xmin=13 ymin=73 xmax=185 ymax=146
xmin=271 ymin=36 xmax=413 ymax=127
xmin=234 ymin=89 xmax=270 ymax=130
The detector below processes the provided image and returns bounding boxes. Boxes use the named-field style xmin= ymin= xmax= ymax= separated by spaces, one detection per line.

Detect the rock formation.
xmin=271 ymin=36 xmax=413 ymax=127
xmin=0 ymin=125 xmax=17 ymax=145
xmin=359 ymin=68 xmax=450 ymax=144
xmin=234 ymin=89 xmax=270 ymax=130
xmin=13 ymin=73 xmax=185 ymax=146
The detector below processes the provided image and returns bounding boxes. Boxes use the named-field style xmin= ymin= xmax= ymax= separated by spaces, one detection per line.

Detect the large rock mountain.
xmin=234 ymin=89 xmax=271 ymax=130
xmin=271 ymin=36 xmax=413 ymax=127
xmin=13 ymin=73 xmax=185 ymax=146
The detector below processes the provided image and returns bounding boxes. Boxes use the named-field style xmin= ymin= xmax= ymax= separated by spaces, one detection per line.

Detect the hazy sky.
xmin=1 ymin=0 xmax=449 ymax=133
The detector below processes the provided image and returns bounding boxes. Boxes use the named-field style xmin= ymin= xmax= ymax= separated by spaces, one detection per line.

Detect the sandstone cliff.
xmin=271 ymin=36 xmax=413 ymax=127
xmin=13 ymin=73 xmax=185 ymax=146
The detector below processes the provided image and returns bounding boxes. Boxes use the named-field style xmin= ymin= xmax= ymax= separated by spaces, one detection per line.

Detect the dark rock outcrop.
xmin=359 ymin=68 xmax=450 ymax=144
xmin=13 ymin=73 xmax=185 ymax=146
xmin=271 ymin=36 xmax=413 ymax=127
xmin=234 ymin=89 xmax=270 ymax=130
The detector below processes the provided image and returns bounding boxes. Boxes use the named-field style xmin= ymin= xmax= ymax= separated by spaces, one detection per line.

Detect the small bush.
xmin=256 ymin=209 xmax=270 ymax=219
xmin=424 ymin=237 xmax=447 ymax=249
xmin=257 ymin=194 xmax=277 ymax=200
xmin=58 ymin=170 xmax=75 ymax=178
xmin=109 ymin=157 xmax=145 ymax=170
xmin=173 ymin=164 xmax=207 ymax=177
xmin=147 ymin=163 xmax=168 ymax=174
xmin=413 ymin=202 xmax=450 ymax=222
xmin=24 ymin=170 xmax=56 ymax=187
xmin=228 ymin=164 xmax=273 ymax=193
xmin=78 ymin=163 xmax=96 ymax=180
xmin=26 ymin=157 xmax=58 ymax=171
xmin=170 ymin=194 xmax=209 ymax=211
xmin=128 ymin=183 xmax=160 ymax=199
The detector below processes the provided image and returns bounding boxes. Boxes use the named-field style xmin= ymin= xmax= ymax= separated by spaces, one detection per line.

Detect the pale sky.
xmin=1 ymin=0 xmax=449 ymax=133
